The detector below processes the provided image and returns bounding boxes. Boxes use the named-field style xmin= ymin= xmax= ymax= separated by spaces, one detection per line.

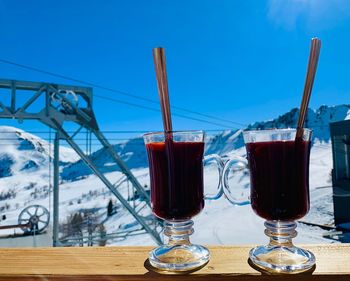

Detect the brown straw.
xmin=296 ymin=38 xmax=322 ymax=140
xmin=152 ymin=47 xmax=173 ymax=134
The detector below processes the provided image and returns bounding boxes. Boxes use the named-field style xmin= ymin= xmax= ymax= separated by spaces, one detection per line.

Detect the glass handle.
xmin=203 ymin=154 xmax=224 ymax=200
xmin=222 ymin=156 xmax=250 ymax=206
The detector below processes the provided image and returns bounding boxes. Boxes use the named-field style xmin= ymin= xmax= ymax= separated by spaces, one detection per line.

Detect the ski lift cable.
xmin=0 ymin=58 xmax=247 ymax=128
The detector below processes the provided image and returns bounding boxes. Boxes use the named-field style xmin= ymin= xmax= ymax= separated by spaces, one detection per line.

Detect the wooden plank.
xmin=0 ymin=245 xmax=348 ymax=280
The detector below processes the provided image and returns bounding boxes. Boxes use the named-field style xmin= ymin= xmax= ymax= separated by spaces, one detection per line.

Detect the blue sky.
xmin=0 ymin=0 xmax=350 ymax=135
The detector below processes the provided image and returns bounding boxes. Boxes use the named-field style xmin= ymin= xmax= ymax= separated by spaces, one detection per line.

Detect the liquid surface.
xmin=247 ymin=140 xmax=311 ymax=221
xmin=146 ymin=141 xmax=204 ymax=221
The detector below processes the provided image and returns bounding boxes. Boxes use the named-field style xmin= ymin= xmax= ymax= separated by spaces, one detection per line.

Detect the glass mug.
xmin=143 ymin=130 xmax=223 ymax=272
xmin=223 ymin=128 xmax=315 ymax=274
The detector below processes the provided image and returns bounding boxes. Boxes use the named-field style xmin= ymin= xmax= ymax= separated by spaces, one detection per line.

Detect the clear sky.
xmin=0 ymin=0 xmax=350 ymax=135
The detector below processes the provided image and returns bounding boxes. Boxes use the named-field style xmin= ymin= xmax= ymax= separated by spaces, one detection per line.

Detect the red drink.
xmin=247 ymin=140 xmax=311 ymax=221
xmin=146 ymin=141 xmax=205 ymax=221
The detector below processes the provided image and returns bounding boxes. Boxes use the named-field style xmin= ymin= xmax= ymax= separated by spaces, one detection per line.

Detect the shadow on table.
xmin=247 ymin=258 xmax=316 ymax=275
xmin=143 ymin=258 xmax=209 ymax=275
xmin=142 ymin=258 xmax=317 ymax=280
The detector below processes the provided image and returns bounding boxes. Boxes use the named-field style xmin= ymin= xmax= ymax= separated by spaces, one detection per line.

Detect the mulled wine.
xmin=247 ymin=140 xmax=311 ymax=221
xmin=146 ymin=140 xmax=205 ymax=221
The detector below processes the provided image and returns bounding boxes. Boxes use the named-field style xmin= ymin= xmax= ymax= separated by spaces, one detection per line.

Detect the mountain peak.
xmin=205 ymin=104 xmax=350 ymax=156
xmin=0 ymin=126 xmax=78 ymax=178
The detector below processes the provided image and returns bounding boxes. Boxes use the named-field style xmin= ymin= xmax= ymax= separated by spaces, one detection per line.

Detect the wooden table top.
xmin=0 ymin=245 xmax=349 ymax=280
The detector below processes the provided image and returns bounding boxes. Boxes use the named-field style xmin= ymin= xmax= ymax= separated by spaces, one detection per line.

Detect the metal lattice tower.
xmin=0 ymin=78 xmax=162 ymax=245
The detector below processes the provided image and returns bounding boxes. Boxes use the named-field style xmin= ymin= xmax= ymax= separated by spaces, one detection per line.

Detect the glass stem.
xmin=164 ymin=220 xmax=194 ymax=246
xmin=264 ymin=220 xmax=297 ymax=247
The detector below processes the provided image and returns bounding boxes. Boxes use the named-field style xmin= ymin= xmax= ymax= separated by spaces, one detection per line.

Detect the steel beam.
xmin=0 ymin=100 xmax=9 ymax=113
xmin=0 ymin=79 xmax=93 ymax=98
xmin=93 ymin=129 xmax=151 ymax=204
xmin=11 ymin=81 xmax=16 ymax=113
xmin=51 ymin=121 xmax=162 ymax=245
xmin=0 ymin=78 xmax=160 ymax=245
xmin=15 ymin=86 xmax=45 ymax=115
xmin=53 ymin=133 xmax=60 ymax=247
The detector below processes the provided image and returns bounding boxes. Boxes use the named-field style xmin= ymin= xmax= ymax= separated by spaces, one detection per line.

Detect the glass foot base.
xmin=249 ymin=245 xmax=316 ymax=274
xmin=149 ymin=244 xmax=210 ymax=272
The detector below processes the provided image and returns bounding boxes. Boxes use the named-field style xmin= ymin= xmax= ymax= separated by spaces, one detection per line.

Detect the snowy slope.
xmin=0 ymin=126 xmax=78 ymax=175
xmin=61 ymin=137 xmax=148 ymax=181
xmin=0 ymin=104 xmax=349 ymax=246
xmin=0 ymin=126 xmax=79 ymax=238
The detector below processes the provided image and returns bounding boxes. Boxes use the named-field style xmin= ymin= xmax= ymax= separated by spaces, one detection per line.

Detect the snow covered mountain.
xmin=62 ymin=104 xmax=350 ymax=181
xmin=248 ymin=105 xmax=350 ymax=140
xmin=61 ymin=137 xmax=147 ymax=181
xmin=0 ymin=126 xmax=78 ymax=178
xmin=206 ymin=104 xmax=350 ymax=155
xmin=0 ymin=104 xmax=348 ymax=246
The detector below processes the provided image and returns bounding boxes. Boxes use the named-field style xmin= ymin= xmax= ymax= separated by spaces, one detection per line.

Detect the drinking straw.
xmin=296 ymin=38 xmax=322 ymax=140
xmin=152 ymin=47 xmax=175 ymax=210
xmin=152 ymin=47 xmax=173 ymax=134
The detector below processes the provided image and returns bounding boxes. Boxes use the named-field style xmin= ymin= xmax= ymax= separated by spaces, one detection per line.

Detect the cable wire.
xmin=0 ymin=58 xmax=247 ymax=128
